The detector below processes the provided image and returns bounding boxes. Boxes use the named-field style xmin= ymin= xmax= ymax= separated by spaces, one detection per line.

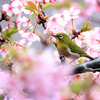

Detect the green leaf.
xmin=2 ymin=29 xmax=9 ymax=38
xmin=38 ymin=0 xmax=42 ymax=9
xmin=42 ymin=3 xmax=59 ymax=11
xmin=81 ymin=18 xmax=94 ymax=31
xmin=5 ymin=36 xmax=13 ymax=44
xmin=77 ymin=58 xmax=84 ymax=64
xmin=7 ymin=26 xmax=18 ymax=36
xmin=81 ymin=18 xmax=92 ymax=31
xmin=78 ymin=1 xmax=86 ymax=7
xmin=26 ymin=1 xmax=36 ymax=9
xmin=0 ymin=57 xmax=9 ymax=61
xmin=2 ymin=26 xmax=18 ymax=38
xmin=30 ymin=14 xmax=37 ymax=22
xmin=85 ymin=27 xmax=94 ymax=31
xmin=25 ymin=5 xmax=36 ymax=12
xmin=71 ymin=81 xmax=84 ymax=94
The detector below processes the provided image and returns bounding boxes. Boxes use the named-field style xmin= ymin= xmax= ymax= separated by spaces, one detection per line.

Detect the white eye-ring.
xmin=59 ymin=35 xmax=63 ymax=39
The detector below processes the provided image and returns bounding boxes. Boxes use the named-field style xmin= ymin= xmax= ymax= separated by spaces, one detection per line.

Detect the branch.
xmin=72 ymin=58 xmax=100 ymax=75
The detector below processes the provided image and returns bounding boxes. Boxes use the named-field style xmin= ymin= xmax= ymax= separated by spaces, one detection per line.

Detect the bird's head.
xmin=52 ymin=33 xmax=71 ymax=45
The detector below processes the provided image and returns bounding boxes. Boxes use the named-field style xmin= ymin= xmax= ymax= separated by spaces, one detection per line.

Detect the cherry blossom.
xmin=86 ymin=45 xmax=100 ymax=58
xmin=9 ymin=47 xmax=71 ymax=100
xmin=74 ymin=36 xmax=83 ymax=47
xmin=20 ymin=16 xmax=32 ymax=27
xmin=1 ymin=0 xmax=100 ymax=99
xmin=44 ymin=14 xmax=67 ymax=34
xmin=81 ymin=27 xmax=100 ymax=46
xmin=85 ymin=0 xmax=100 ymax=12
xmin=2 ymin=1 xmax=20 ymax=17
xmin=0 ymin=46 xmax=9 ymax=57
xmin=14 ymin=39 xmax=33 ymax=51
xmin=19 ymin=30 xmax=40 ymax=42
xmin=63 ymin=7 xmax=80 ymax=20
xmin=16 ymin=12 xmax=22 ymax=30
xmin=49 ymin=0 xmax=56 ymax=3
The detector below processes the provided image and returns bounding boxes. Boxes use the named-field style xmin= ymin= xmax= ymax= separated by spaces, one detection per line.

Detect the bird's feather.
xmin=53 ymin=33 xmax=94 ymax=60
xmin=68 ymin=41 xmax=86 ymax=56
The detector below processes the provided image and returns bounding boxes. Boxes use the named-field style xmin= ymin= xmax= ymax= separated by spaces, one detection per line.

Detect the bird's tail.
xmin=86 ymin=55 xmax=94 ymax=60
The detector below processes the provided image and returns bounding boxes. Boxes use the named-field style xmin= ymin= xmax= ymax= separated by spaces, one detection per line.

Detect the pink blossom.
xmin=85 ymin=0 xmax=100 ymax=12
xmin=81 ymin=7 xmax=94 ymax=17
xmin=14 ymin=39 xmax=26 ymax=50
xmin=44 ymin=14 xmax=67 ymax=34
xmin=62 ymin=10 xmax=71 ymax=21
xmin=20 ymin=16 xmax=32 ymax=28
xmin=0 ymin=46 xmax=9 ymax=57
xmin=53 ymin=50 xmax=61 ymax=63
xmin=81 ymin=27 xmax=100 ymax=46
xmin=1 ymin=0 xmax=100 ymax=100
xmin=11 ymin=48 xmax=71 ymax=100
xmin=16 ymin=11 xmax=22 ymax=30
xmin=49 ymin=0 xmax=56 ymax=3
xmin=63 ymin=7 xmax=80 ymax=20
xmin=19 ymin=30 xmax=40 ymax=42
xmin=14 ymin=39 xmax=32 ymax=50
xmin=85 ymin=0 xmax=97 ymax=5
xmin=2 ymin=1 xmax=20 ymax=17
xmin=74 ymin=27 xmax=100 ymax=58
xmin=22 ymin=8 xmax=31 ymax=14
xmin=1 ymin=46 xmax=100 ymax=100
xmin=86 ymin=45 xmax=100 ymax=58
xmin=74 ymin=37 xmax=83 ymax=47
xmin=0 ymin=72 xmax=27 ymax=100
xmin=40 ymin=0 xmax=56 ymax=4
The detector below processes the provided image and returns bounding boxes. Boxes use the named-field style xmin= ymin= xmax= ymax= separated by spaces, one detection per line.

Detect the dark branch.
xmin=71 ymin=31 xmax=80 ymax=40
xmin=72 ymin=58 xmax=100 ymax=75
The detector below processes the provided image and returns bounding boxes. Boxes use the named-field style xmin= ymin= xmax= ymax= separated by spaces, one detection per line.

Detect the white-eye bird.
xmin=52 ymin=33 xmax=94 ymax=62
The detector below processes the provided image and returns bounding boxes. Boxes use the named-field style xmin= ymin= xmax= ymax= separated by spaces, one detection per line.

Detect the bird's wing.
xmin=68 ymin=41 xmax=86 ymax=56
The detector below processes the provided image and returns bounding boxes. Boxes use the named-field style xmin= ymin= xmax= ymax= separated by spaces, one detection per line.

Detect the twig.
xmin=72 ymin=58 xmax=100 ymax=75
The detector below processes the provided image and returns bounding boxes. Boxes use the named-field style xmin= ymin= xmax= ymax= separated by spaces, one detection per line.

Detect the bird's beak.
xmin=52 ymin=35 xmax=57 ymax=37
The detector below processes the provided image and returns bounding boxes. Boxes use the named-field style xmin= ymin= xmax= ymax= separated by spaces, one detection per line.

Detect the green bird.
xmin=52 ymin=33 xmax=94 ymax=62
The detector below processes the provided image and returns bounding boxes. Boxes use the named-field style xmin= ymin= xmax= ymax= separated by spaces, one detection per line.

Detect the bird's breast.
xmin=58 ymin=47 xmax=70 ymax=57
xmin=57 ymin=47 xmax=80 ymax=60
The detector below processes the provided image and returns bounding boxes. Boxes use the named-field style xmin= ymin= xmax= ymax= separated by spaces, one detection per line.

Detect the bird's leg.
xmin=59 ymin=54 xmax=75 ymax=66
xmin=59 ymin=54 xmax=65 ymax=64
xmin=67 ymin=59 xmax=75 ymax=65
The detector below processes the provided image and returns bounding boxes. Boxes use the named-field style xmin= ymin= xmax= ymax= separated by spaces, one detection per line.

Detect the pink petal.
xmin=20 ymin=16 xmax=28 ymax=22
xmin=2 ymin=4 xmax=9 ymax=11
xmin=71 ymin=16 xmax=79 ymax=19
xmin=69 ymin=7 xmax=74 ymax=14
xmin=73 ymin=9 xmax=80 ymax=15
xmin=26 ymin=42 xmax=32 ymax=47
xmin=12 ymin=1 xmax=19 ymax=7
xmin=63 ymin=10 xmax=71 ymax=21
xmin=50 ymin=0 xmax=55 ymax=3
xmin=45 ymin=0 xmax=49 ymax=2
xmin=18 ymin=39 xmax=26 ymax=45
xmin=33 ymin=34 xmax=40 ymax=42
xmin=7 ymin=10 xmax=13 ymax=17
xmin=12 ymin=8 xmax=19 ymax=14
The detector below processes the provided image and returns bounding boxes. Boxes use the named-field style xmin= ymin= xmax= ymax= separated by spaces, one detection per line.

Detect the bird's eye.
xmin=58 ymin=35 xmax=63 ymax=39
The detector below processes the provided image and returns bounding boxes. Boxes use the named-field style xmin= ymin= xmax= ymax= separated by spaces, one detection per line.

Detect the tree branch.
xmin=72 ymin=58 xmax=100 ymax=75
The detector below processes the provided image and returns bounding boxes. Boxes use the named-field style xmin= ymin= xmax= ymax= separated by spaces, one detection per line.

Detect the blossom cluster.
xmin=0 ymin=0 xmax=100 ymax=100
xmin=44 ymin=7 xmax=80 ymax=34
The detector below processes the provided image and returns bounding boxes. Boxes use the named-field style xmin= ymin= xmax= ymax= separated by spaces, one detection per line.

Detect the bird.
xmin=52 ymin=33 xmax=94 ymax=63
